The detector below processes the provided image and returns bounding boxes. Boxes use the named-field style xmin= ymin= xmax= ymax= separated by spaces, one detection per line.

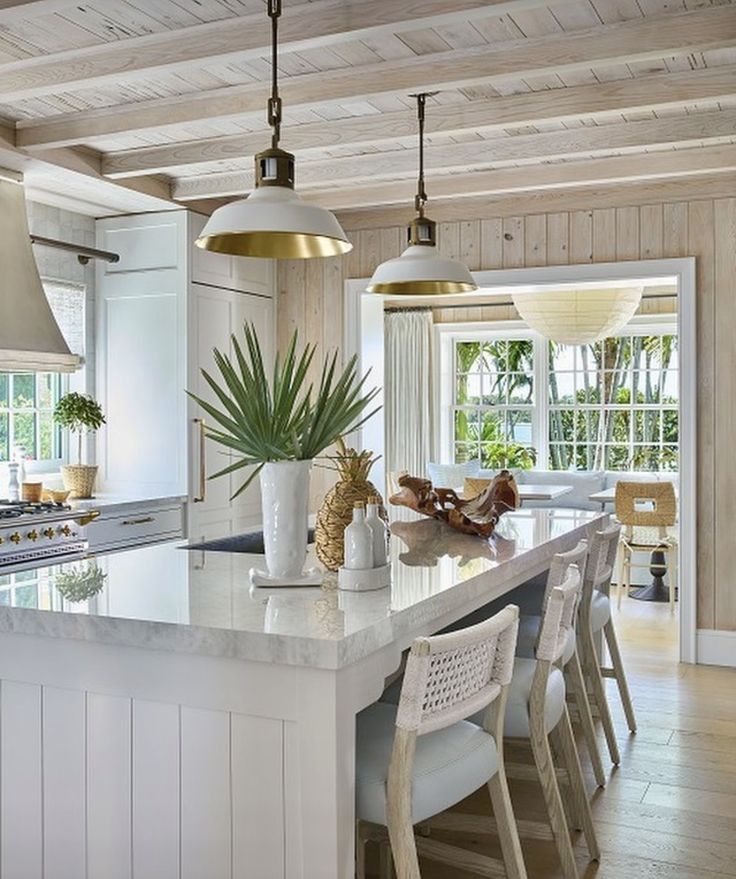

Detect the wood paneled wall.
xmin=277 ymin=199 xmax=736 ymax=632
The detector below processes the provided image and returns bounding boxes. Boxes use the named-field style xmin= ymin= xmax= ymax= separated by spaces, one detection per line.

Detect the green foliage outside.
xmin=454 ymin=334 xmax=678 ymax=472
xmin=188 ymin=323 xmax=379 ymax=498
xmin=0 ymin=373 xmax=62 ymax=462
xmin=53 ymin=392 xmax=105 ymax=465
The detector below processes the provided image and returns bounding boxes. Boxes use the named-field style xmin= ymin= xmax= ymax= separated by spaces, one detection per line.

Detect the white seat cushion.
xmin=356 ymin=702 xmax=498 ymax=826
xmin=590 ymin=590 xmax=611 ymax=632
xmin=517 ymin=615 xmax=575 ymax=665
xmin=467 ymin=658 xmax=565 ymax=739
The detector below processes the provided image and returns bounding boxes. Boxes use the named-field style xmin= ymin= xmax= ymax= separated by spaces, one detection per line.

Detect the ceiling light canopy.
xmin=195 ymin=0 xmax=351 ymax=260
xmin=367 ymin=94 xmax=477 ymax=296
xmin=512 ymin=287 xmax=644 ymax=345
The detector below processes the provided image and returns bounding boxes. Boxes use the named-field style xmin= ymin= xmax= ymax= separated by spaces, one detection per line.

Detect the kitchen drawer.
xmin=87 ymin=505 xmax=183 ymax=552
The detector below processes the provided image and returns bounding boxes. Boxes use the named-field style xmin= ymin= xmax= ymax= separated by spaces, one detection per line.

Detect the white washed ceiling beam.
xmin=101 ymin=65 xmax=736 ymax=178
xmin=14 ymin=6 xmax=736 ymax=150
xmin=0 ymin=0 xmax=578 ymax=103
xmin=170 ymin=108 xmax=736 ymax=198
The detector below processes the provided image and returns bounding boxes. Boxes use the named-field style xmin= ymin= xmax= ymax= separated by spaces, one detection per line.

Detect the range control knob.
xmin=9 ymin=532 xmax=22 ymax=544
xmin=0 ymin=537 xmax=4 ymax=545
xmin=59 ymin=525 xmax=72 ymax=537
xmin=42 ymin=528 xmax=55 ymax=540
xmin=27 ymin=530 xmax=39 ymax=542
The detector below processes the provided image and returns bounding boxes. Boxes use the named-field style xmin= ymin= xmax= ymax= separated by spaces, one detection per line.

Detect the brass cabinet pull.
xmin=122 ymin=516 xmax=155 ymax=526
xmin=77 ymin=510 xmax=101 ymax=526
xmin=193 ymin=417 xmax=206 ymax=503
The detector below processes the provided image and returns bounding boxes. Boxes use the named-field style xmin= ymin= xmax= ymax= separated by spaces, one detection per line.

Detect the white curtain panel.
xmin=385 ymin=309 xmax=433 ymax=486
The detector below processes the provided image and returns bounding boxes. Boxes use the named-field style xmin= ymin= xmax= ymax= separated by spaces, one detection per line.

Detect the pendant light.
xmin=367 ymin=94 xmax=477 ymax=295
xmin=512 ymin=287 xmax=643 ymax=344
xmin=196 ymin=0 xmax=351 ymax=259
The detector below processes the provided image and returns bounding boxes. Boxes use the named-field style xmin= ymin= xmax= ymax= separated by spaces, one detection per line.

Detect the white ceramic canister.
xmin=365 ymin=496 xmax=388 ymax=567
xmin=343 ymin=502 xmax=374 ymax=570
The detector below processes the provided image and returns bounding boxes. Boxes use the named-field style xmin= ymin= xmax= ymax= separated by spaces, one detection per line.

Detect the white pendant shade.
xmin=196 ymin=185 xmax=352 ymax=259
xmin=367 ymin=244 xmax=478 ymax=295
xmin=512 ymin=287 xmax=643 ymax=344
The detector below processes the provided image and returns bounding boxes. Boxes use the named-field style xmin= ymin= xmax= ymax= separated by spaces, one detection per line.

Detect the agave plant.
xmin=188 ymin=323 xmax=380 ymax=498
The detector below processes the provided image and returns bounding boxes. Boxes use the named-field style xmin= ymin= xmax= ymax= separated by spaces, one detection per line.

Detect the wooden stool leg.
xmin=554 ymin=708 xmax=600 ymax=862
xmin=579 ymin=631 xmax=620 ymax=765
xmin=566 ymin=651 xmax=606 ymax=787
xmin=529 ymin=727 xmax=580 ymax=879
xmin=617 ymin=545 xmax=627 ymax=610
xmin=603 ymin=618 xmax=637 ymax=733
xmin=487 ymin=766 xmax=528 ymax=879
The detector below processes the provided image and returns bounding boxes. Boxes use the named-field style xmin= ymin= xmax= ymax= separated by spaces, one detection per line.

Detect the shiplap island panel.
xmin=0 ymin=509 xmax=604 ymax=878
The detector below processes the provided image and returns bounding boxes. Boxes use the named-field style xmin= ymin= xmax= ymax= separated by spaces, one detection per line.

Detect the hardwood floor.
xmin=368 ymin=597 xmax=736 ymax=878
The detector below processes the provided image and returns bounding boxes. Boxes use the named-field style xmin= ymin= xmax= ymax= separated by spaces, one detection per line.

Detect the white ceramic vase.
xmin=258 ymin=459 xmax=314 ymax=584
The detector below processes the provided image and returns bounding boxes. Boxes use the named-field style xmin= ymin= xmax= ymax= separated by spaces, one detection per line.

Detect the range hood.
xmin=0 ymin=170 xmax=80 ymax=373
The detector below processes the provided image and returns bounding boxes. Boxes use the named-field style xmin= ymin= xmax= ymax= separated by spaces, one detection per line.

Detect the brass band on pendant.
xmin=195 ymin=230 xmax=353 ymax=259
xmin=367 ymin=280 xmax=477 ymax=295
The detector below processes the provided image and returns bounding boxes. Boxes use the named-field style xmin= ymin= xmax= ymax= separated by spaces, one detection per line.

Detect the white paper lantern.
xmin=512 ymin=287 xmax=643 ymax=344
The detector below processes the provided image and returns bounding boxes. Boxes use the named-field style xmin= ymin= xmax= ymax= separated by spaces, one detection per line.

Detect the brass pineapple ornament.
xmin=315 ymin=439 xmax=387 ymax=571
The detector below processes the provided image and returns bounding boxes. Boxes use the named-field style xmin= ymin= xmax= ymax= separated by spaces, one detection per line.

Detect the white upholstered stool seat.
xmin=356 ymin=701 xmax=498 ymax=826
xmin=476 ymin=657 xmax=566 ymax=739
xmin=516 ymin=615 xmax=576 ymax=665
xmin=590 ymin=589 xmax=611 ymax=632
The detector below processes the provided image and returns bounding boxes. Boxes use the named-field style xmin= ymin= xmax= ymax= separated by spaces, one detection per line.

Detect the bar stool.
xmin=498 ymin=567 xmax=599 ymax=879
xmin=615 ymin=480 xmax=678 ymax=612
xmin=356 ymin=605 xmax=527 ymax=879
xmin=514 ymin=541 xmax=606 ymax=788
xmin=380 ymin=569 xmax=599 ymax=879
xmin=578 ymin=523 xmax=637 ymax=765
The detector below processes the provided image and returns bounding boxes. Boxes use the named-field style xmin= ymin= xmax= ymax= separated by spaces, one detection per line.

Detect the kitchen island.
xmin=0 ymin=507 xmax=604 ymax=879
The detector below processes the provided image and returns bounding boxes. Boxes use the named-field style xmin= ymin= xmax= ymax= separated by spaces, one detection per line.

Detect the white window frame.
xmin=436 ymin=314 xmax=677 ymax=472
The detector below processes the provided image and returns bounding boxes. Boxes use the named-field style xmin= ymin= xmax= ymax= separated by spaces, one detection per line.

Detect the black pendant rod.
xmin=268 ymin=0 xmax=283 ymax=150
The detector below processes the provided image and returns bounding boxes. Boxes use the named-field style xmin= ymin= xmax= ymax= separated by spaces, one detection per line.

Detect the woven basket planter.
xmin=61 ymin=465 xmax=98 ymax=499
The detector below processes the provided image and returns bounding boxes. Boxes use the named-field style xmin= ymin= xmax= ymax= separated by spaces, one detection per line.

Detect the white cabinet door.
xmin=189 ymin=284 xmax=274 ymax=533
xmin=96 ymin=214 xmax=188 ymax=497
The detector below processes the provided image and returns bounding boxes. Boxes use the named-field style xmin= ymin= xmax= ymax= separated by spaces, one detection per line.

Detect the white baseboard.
xmin=696 ymin=629 xmax=736 ymax=667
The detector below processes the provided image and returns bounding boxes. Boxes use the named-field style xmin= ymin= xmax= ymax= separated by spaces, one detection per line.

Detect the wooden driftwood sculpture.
xmin=389 ymin=470 xmax=520 ymax=538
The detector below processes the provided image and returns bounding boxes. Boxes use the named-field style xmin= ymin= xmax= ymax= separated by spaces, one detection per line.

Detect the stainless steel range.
xmin=0 ymin=501 xmax=93 ymax=571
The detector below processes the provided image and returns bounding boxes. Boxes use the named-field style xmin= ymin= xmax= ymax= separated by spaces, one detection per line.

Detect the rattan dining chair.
xmin=614 ymin=480 xmax=678 ymax=612
xmin=356 ymin=605 xmax=527 ymax=879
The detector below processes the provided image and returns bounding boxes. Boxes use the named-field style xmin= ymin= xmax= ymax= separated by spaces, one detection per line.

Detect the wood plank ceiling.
xmin=0 ymin=0 xmax=734 ymax=218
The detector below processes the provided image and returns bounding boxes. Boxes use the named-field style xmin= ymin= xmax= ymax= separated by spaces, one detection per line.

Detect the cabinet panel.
xmin=189 ymin=212 xmax=274 ymax=297
xmin=100 ymin=292 xmax=184 ymax=494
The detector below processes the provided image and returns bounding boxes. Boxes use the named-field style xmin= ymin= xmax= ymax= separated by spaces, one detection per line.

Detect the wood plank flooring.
xmin=367 ymin=597 xmax=736 ymax=878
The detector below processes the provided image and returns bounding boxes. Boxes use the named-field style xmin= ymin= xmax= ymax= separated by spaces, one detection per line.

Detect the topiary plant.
xmin=53 ymin=392 xmax=105 ymax=465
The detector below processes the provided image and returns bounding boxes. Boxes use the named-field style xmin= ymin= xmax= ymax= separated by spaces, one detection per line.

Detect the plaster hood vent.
xmin=0 ymin=171 xmax=79 ymax=373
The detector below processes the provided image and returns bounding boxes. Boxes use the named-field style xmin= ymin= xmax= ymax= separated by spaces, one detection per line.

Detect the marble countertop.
xmin=0 ymin=508 xmax=605 ymax=669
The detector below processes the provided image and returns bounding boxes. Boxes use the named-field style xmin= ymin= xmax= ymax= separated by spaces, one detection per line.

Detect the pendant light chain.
xmin=268 ymin=0 xmax=282 ymax=150
xmin=415 ymin=93 xmax=428 ymax=217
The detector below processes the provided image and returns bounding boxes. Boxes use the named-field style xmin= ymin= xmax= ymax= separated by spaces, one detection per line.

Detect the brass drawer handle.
xmin=122 ymin=516 xmax=155 ymax=526
xmin=193 ymin=417 xmax=206 ymax=503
